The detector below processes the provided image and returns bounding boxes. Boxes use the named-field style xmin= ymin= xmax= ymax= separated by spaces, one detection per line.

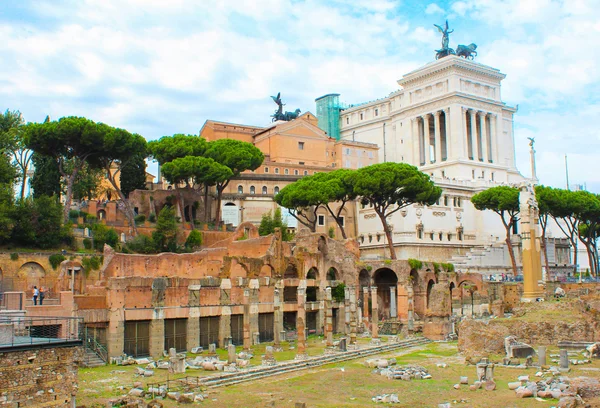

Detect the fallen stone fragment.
xmin=515 ymin=387 xmax=533 ymax=398
xmin=508 ymin=382 xmax=521 ymax=390
xmin=460 ymin=376 xmax=468 ymax=384
xmin=484 ymin=380 xmax=496 ymax=391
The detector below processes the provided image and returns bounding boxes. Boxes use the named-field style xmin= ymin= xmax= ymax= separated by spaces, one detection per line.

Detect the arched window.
xmin=262 ymin=186 xmax=268 ymax=195
xmin=238 ymin=185 xmax=244 ymax=194
xmin=250 ymin=186 xmax=255 ymax=195
xmin=284 ymin=168 xmax=289 ymax=175
xmin=275 ymin=168 xmax=279 ymax=174
xmin=274 ymin=186 xmax=280 ymax=194
xmin=303 ymin=170 xmax=308 ymax=175
xmin=294 ymin=169 xmax=299 ymax=175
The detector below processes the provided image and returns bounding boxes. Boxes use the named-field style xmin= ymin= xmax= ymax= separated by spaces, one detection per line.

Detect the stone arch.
xmin=326 ymin=267 xmax=339 ymax=281
xmin=284 ymin=263 xmax=298 ymax=279
xmin=449 ymin=281 xmax=456 ymax=315
xmin=230 ymin=262 xmax=248 ymax=279
xmin=458 ymin=280 xmax=479 ymax=316
xmin=97 ymin=209 xmax=107 ymax=220
xmin=373 ymin=268 xmax=398 ymax=319
xmin=259 ymin=264 xmax=274 ymax=278
xmin=426 ymin=279 xmax=435 ymax=309
xmin=17 ymin=262 xmax=46 ymax=294
xmin=306 ymin=267 xmax=319 ymax=280
xmin=184 ymin=205 xmax=197 ymax=222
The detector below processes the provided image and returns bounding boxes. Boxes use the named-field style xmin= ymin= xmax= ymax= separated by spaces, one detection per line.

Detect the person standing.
xmin=33 ymin=286 xmax=39 ymax=306
xmin=39 ymin=287 xmax=45 ymax=305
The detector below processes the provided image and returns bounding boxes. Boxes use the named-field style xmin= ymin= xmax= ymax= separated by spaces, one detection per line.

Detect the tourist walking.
xmin=33 ymin=286 xmax=39 ymax=306
xmin=39 ymin=287 xmax=45 ymax=305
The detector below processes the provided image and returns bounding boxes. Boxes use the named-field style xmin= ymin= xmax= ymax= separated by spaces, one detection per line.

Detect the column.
xmin=107 ymin=311 xmax=124 ymax=359
xmin=149 ymin=311 xmax=165 ymax=360
xmin=423 ymin=114 xmax=431 ymax=164
xmin=490 ymin=114 xmax=497 ymax=163
xmin=443 ymin=108 xmax=451 ymax=161
xmin=296 ymin=285 xmax=307 ymax=360
xmin=187 ymin=285 xmax=201 ymax=351
xmin=411 ymin=118 xmax=419 ymax=166
xmin=462 ymin=107 xmax=470 ymax=159
xmin=434 ymin=111 xmax=442 ymax=163
xmin=317 ymin=282 xmax=326 ymax=335
xmin=349 ymin=285 xmax=357 ymax=346
xmin=362 ymin=287 xmax=370 ymax=330
xmin=242 ymin=287 xmax=251 ymax=351
xmin=249 ymin=279 xmax=260 ymax=345
xmin=219 ymin=279 xmax=232 ymax=348
xmin=407 ymin=285 xmax=414 ymax=331
xmin=370 ymin=287 xmax=378 ymax=338
xmin=469 ymin=110 xmax=479 ymax=161
xmin=480 ymin=112 xmax=489 ymax=163
xmin=325 ymin=287 xmax=333 ymax=347
xmin=273 ymin=284 xmax=282 ymax=350
xmin=344 ymin=285 xmax=350 ymax=335
xmin=389 ymin=286 xmax=397 ymax=319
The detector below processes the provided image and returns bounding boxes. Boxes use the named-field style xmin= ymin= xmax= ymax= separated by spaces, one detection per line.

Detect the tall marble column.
xmin=423 ymin=114 xmax=431 ymax=164
xmin=407 ymin=285 xmax=414 ymax=331
xmin=370 ymin=286 xmax=379 ymax=339
xmin=296 ymin=285 xmax=308 ymax=359
xmin=411 ymin=118 xmax=420 ymax=166
xmin=349 ymin=285 xmax=357 ymax=345
xmin=469 ymin=110 xmax=479 ymax=161
xmin=325 ymin=287 xmax=333 ymax=347
xmin=434 ymin=111 xmax=442 ymax=163
xmin=462 ymin=107 xmax=470 ymax=159
xmin=444 ymin=108 xmax=451 ymax=161
xmin=480 ymin=112 xmax=489 ymax=163
xmin=344 ymin=286 xmax=350 ymax=335
xmin=273 ymin=284 xmax=282 ymax=350
xmin=362 ymin=287 xmax=370 ymax=331
xmin=242 ymin=287 xmax=251 ymax=351
xmin=490 ymin=114 xmax=497 ymax=163
xmin=389 ymin=286 xmax=397 ymax=319
xmin=219 ymin=279 xmax=232 ymax=348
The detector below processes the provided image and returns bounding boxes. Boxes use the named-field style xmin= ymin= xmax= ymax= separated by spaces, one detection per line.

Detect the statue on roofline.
xmin=434 ymin=20 xmax=478 ymax=60
xmin=271 ymin=92 xmax=301 ymax=122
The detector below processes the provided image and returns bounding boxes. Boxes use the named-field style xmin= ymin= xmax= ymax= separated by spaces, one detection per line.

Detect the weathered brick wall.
xmin=0 ymin=345 xmax=82 ymax=407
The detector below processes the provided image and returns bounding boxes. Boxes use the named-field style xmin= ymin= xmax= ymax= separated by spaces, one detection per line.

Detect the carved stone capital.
xmin=434 ymin=110 xmax=442 ymax=117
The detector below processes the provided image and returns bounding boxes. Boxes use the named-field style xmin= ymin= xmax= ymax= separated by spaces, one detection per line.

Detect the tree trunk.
xmin=62 ymin=168 xmax=81 ymax=223
xmin=177 ymin=188 xmax=186 ymax=229
xmin=377 ymin=211 xmax=396 ymax=260
xmin=572 ymin=237 xmax=578 ymax=275
xmin=214 ymin=187 xmax=223 ymax=230
xmin=20 ymin=164 xmax=28 ymax=199
xmin=203 ymin=184 xmax=210 ymax=224
xmin=105 ymin=165 xmax=138 ymax=236
xmin=541 ymin=232 xmax=550 ymax=281
xmin=324 ymin=204 xmax=347 ymax=239
xmin=505 ymin=226 xmax=517 ymax=276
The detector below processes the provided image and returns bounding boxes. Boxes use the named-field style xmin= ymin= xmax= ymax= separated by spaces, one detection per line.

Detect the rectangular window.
xmin=360 ymin=113 xmax=364 ymax=120
xmin=298 ymin=142 xmax=304 ymax=150
xmin=345 ymin=148 xmax=351 ymax=155
xmin=299 ymin=161 xmax=305 ymax=165
xmin=318 ymin=215 xmax=325 ymax=226
xmin=264 ymin=167 xmax=269 ymax=173
xmin=346 ymin=117 xmax=349 ymax=124
xmin=368 ymin=151 xmax=374 ymax=158
xmin=345 ymin=160 xmax=351 ymax=168
xmin=375 ymin=108 xmax=379 ymax=116
xmin=338 ymin=216 xmax=345 ymax=227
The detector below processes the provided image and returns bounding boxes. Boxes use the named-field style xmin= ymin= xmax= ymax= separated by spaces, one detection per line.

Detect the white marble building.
xmin=335 ymin=56 xmax=573 ymax=273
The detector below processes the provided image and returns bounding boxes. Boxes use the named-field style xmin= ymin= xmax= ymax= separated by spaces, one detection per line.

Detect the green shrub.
xmin=49 ymin=254 xmax=66 ymax=270
xmin=85 ymin=214 xmax=97 ymax=224
xmin=82 ymin=255 xmax=102 ymax=276
xmin=126 ymin=234 xmax=156 ymax=254
xmin=441 ymin=262 xmax=455 ymax=272
xmin=91 ymin=224 xmax=119 ymax=250
xmin=432 ymin=262 xmax=441 ymax=274
xmin=148 ymin=213 xmax=156 ymax=223
xmin=134 ymin=214 xmax=146 ymax=224
xmin=332 ymin=283 xmax=346 ymax=302
xmin=237 ymin=233 xmax=248 ymax=241
xmin=83 ymin=238 xmax=92 ymax=250
xmin=185 ymin=230 xmax=203 ymax=250
xmin=69 ymin=209 xmax=80 ymax=219
xmin=328 ymin=227 xmax=335 ymax=239
xmin=408 ymin=258 xmax=423 ymax=270
xmin=384 ymin=259 xmax=392 ymax=265
xmin=10 ymin=253 xmax=18 ymax=261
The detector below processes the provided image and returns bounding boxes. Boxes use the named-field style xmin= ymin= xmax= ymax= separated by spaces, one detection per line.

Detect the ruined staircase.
xmin=179 ymin=336 xmax=431 ymax=389
xmin=83 ymin=348 xmax=106 ymax=368
xmin=450 ymin=241 xmax=511 ymax=272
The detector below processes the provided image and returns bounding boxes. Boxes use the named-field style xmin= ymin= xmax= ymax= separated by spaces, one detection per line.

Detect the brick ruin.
xmin=0 ymin=345 xmax=82 ymax=407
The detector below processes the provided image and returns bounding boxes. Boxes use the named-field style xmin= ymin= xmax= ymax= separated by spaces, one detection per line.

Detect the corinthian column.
xmin=423 ymin=114 xmax=431 ymax=164
xmin=469 ymin=110 xmax=479 ymax=161
xmin=434 ymin=111 xmax=442 ymax=163
xmin=480 ymin=112 xmax=489 ymax=163
xmin=490 ymin=114 xmax=497 ymax=163
xmin=444 ymin=108 xmax=451 ymax=161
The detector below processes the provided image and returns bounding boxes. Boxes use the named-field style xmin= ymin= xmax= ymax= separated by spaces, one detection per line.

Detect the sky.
xmin=1 ymin=0 xmax=599 ymax=192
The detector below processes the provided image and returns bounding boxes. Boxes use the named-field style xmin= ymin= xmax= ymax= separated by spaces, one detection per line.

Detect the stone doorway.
xmin=124 ymin=320 xmax=150 ymax=357
xmin=199 ymin=316 xmax=219 ymax=348
xmin=258 ymin=313 xmax=274 ymax=342
xmin=373 ymin=267 xmax=398 ymax=320
xmin=230 ymin=314 xmax=244 ymax=346
xmin=164 ymin=318 xmax=187 ymax=352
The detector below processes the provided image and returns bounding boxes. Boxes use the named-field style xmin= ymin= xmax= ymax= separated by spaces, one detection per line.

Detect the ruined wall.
xmin=0 ymin=346 xmax=82 ymax=407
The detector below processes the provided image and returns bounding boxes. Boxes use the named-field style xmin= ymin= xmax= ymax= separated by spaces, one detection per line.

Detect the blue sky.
xmin=1 ymin=0 xmax=599 ymax=192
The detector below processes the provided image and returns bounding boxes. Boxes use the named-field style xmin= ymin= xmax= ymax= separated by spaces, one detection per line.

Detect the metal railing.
xmin=0 ymin=292 xmax=24 ymax=310
xmin=85 ymin=332 xmax=108 ymax=363
xmin=0 ymin=316 xmax=83 ymax=349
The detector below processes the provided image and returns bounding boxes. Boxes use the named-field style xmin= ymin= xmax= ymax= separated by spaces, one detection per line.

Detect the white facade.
xmin=339 ymin=56 xmax=527 ymax=262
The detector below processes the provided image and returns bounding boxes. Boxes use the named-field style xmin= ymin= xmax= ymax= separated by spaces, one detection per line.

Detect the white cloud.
xmin=425 ymin=3 xmax=444 ymax=14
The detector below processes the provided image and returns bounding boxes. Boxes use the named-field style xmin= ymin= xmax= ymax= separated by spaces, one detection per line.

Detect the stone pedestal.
xmin=538 ymin=346 xmax=547 ymax=366
xmin=169 ymin=348 xmax=186 ymax=373
xmin=262 ymin=345 xmax=277 ymax=366
xmin=227 ymin=344 xmax=236 ymax=364
xmin=559 ymin=349 xmax=569 ymax=371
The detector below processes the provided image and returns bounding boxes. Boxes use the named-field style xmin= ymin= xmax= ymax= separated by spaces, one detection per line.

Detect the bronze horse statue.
xmin=456 ymin=43 xmax=478 ymax=60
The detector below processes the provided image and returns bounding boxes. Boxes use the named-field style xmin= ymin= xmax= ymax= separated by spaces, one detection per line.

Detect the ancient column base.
xmin=369 ymin=338 xmax=382 ymax=346
xmin=521 ymin=291 xmax=544 ymax=302
xmin=294 ymin=353 xmax=308 ymax=360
